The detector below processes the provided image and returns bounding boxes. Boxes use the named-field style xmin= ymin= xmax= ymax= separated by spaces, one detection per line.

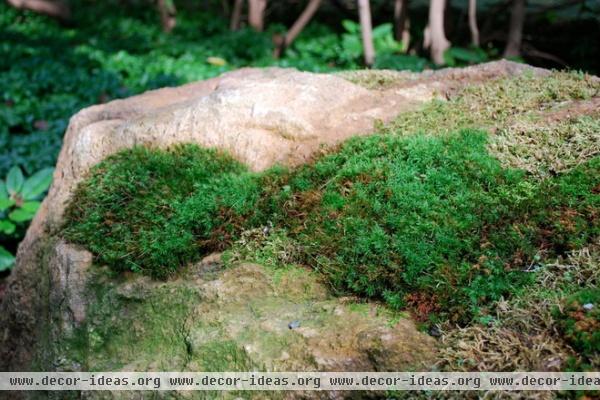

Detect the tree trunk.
xmin=393 ymin=0 xmax=410 ymax=51
xmin=273 ymin=0 xmax=322 ymax=58
xmin=230 ymin=0 xmax=244 ymax=30
xmin=157 ymin=0 xmax=177 ymax=33
xmin=468 ymin=0 xmax=479 ymax=46
xmin=503 ymin=0 xmax=525 ymax=58
xmin=358 ymin=0 xmax=375 ymax=67
xmin=248 ymin=0 xmax=267 ymax=31
xmin=424 ymin=0 xmax=450 ymax=65
xmin=6 ymin=0 xmax=70 ymax=20
xmin=221 ymin=0 xmax=230 ymax=17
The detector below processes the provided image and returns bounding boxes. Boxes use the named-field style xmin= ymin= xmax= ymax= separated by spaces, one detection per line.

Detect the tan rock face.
xmin=41 ymin=68 xmax=429 ymax=231
xmin=1 ymin=62 xmax=538 ymax=376
xmin=39 ymin=60 xmax=537 ymax=233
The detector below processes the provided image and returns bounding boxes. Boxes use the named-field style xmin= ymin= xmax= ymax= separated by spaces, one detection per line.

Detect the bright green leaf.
xmin=9 ymin=208 xmax=35 ymax=223
xmin=0 ymin=219 xmax=16 ymax=235
xmin=0 ymin=246 xmax=15 ymax=271
xmin=21 ymin=201 xmax=41 ymax=213
xmin=6 ymin=166 xmax=24 ymax=195
xmin=21 ymin=168 xmax=54 ymax=200
xmin=0 ymin=198 xmax=15 ymax=212
xmin=0 ymin=181 xmax=8 ymax=200
xmin=342 ymin=20 xmax=359 ymax=34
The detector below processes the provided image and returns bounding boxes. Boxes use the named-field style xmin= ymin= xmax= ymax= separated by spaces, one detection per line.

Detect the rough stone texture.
xmin=49 ymin=241 xmax=92 ymax=332
xmin=1 ymin=62 xmax=539 ymax=380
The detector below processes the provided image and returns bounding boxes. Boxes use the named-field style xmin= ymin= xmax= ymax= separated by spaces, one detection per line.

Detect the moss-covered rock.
xmin=2 ymin=64 xmax=599 ymax=398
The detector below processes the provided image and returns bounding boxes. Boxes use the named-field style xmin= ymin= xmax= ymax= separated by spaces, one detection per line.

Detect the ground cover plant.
xmin=0 ymin=0 xmax=428 ymax=180
xmin=0 ymin=166 xmax=53 ymax=270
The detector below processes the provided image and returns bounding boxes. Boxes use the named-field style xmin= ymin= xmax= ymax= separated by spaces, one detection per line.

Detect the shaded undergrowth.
xmin=63 ymin=130 xmax=600 ymax=326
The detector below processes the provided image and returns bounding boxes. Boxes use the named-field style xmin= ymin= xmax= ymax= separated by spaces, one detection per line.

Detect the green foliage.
xmin=0 ymin=165 xmax=53 ymax=270
xmin=444 ymin=47 xmax=489 ymax=67
xmin=338 ymin=20 xmax=420 ymax=68
xmin=374 ymin=54 xmax=430 ymax=72
xmin=278 ymin=21 xmax=430 ymax=71
xmin=63 ymin=131 xmax=600 ymax=323
xmin=554 ymin=288 xmax=600 ymax=362
xmin=0 ymin=245 xmax=15 ymax=272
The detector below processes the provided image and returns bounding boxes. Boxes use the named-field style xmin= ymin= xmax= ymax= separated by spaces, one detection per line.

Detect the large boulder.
xmin=1 ymin=62 xmax=538 ymax=386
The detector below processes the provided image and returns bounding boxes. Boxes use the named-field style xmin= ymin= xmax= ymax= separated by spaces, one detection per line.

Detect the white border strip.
xmin=2 ymin=372 xmax=599 ymax=391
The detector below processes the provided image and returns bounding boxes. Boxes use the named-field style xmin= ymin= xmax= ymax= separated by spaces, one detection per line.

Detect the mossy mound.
xmin=64 ymin=135 xmax=599 ymax=325
xmin=64 ymin=146 xmax=259 ymax=278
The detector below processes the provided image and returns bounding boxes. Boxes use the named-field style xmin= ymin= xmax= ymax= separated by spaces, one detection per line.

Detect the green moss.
xmin=64 ymin=145 xmax=261 ymax=279
xmin=64 ymin=129 xmax=600 ymax=324
xmin=265 ymin=131 xmax=599 ymax=323
xmin=194 ymin=339 xmax=257 ymax=372
xmin=67 ymin=272 xmax=202 ymax=371
xmin=62 ymin=68 xmax=600 ymax=326
xmin=438 ymin=241 xmax=600 ymax=372
xmin=384 ymin=71 xmax=599 ymax=138
xmin=554 ymin=288 xmax=600 ymax=362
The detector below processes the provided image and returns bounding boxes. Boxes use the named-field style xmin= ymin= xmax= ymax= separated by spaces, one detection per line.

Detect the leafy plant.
xmin=444 ymin=47 xmax=489 ymax=67
xmin=0 ymin=245 xmax=14 ymax=272
xmin=0 ymin=165 xmax=53 ymax=271
xmin=340 ymin=20 xmax=404 ymax=65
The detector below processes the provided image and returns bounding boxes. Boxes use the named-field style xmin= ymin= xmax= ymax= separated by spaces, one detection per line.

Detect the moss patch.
xmin=490 ymin=113 xmax=600 ymax=178
xmin=64 ymin=145 xmax=260 ymax=279
xmin=439 ymin=240 xmax=600 ymax=372
xmin=383 ymin=71 xmax=600 ymax=178
xmin=385 ymin=71 xmax=598 ymax=137
xmin=554 ymin=288 xmax=600 ymax=364
xmin=67 ymin=274 xmax=202 ymax=371
xmin=61 ymin=260 xmax=433 ymax=378
xmin=64 ymin=129 xmax=600 ymax=325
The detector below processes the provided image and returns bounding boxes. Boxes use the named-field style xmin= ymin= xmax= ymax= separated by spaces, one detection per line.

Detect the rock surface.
xmin=1 ymin=62 xmax=540 ymax=392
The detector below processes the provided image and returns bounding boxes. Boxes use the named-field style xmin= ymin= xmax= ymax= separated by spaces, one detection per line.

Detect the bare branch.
xmin=6 ymin=0 xmax=70 ymax=20
xmin=503 ymin=0 xmax=526 ymax=58
xmin=230 ymin=0 xmax=244 ymax=31
xmin=468 ymin=0 xmax=479 ymax=46
xmin=358 ymin=0 xmax=375 ymax=67
xmin=273 ymin=0 xmax=322 ymax=58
